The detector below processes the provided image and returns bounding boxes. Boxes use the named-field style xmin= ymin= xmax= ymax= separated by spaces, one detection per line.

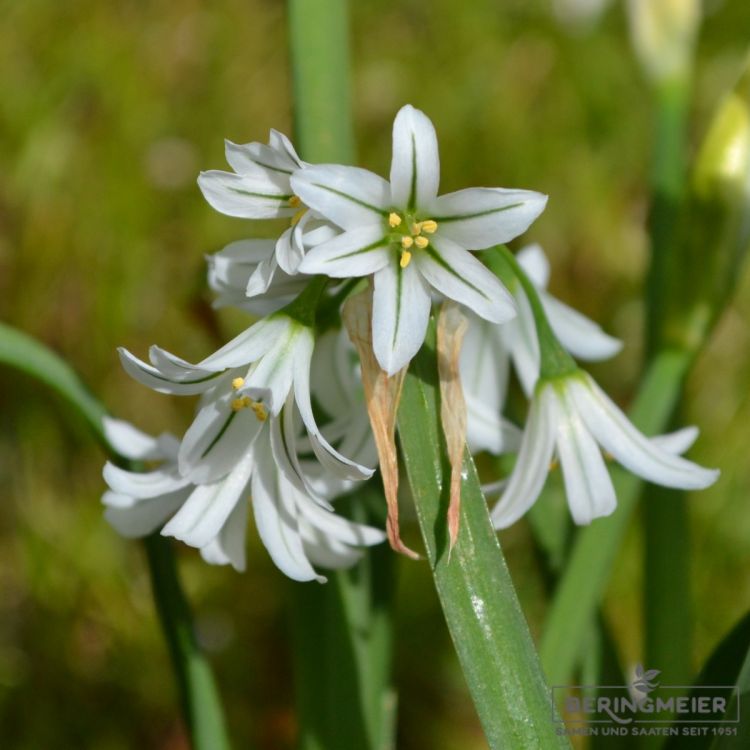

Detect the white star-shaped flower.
xmin=291 ymin=104 xmax=548 ymax=374
xmin=490 ymin=371 xmax=719 ymax=528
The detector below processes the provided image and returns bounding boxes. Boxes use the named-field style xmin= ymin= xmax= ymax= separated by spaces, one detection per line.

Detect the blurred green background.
xmin=1 ymin=0 xmax=749 ymax=747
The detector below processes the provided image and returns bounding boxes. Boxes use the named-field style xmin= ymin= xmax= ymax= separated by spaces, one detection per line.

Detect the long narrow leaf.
xmin=398 ymin=331 xmax=569 ymax=749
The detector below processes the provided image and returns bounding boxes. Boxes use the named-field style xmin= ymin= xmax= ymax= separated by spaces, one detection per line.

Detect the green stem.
xmin=644 ymin=78 xmax=693 ymax=691
xmin=286 ymin=2 xmax=395 ymax=748
xmin=540 ymin=347 xmax=693 ymax=687
xmin=145 ymin=536 xmax=232 ymax=750
xmin=0 ymin=323 xmax=231 ymax=750
xmin=398 ymin=327 xmax=569 ymax=749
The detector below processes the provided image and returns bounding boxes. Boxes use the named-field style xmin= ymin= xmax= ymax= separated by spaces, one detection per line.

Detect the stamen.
xmin=291 ymin=207 xmax=307 ymax=226
xmin=411 ymin=221 xmax=423 ymax=235
xmin=414 ymin=236 xmax=429 ymax=249
xmin=231 ymin=377 xmax=245 ymax=390
xmin=420 ymin=219 xmax=438 ymax=234
xmin=231 ymin=397 xmax=247 ymax=412
xmin=388 ymin=212 xmax=402 ymax=228
xmin=288 ymin=195 xmax=301 ymax=208
xmin=401 ymin=235 xmax=414 ymax=249
xmin=400 ymin=250 xmax=412 ymax=268
xmin=251 ymin=402 xmax=268 ymax=421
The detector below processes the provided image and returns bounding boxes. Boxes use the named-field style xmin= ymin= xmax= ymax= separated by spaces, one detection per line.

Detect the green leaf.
xmin=398 ymin=330 xmax=569 ymax=750
xmin=660 ymin=610 xmax=750 ymax=750
xmin=0 ymin=322 xmax=232 ymax=750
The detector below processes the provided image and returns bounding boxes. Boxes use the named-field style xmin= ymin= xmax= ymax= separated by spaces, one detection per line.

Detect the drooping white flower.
xmin=198 ymin=130 xmax=331 ymax=284
xmin=100 ymin=417 xmax=385 ymax=579
xmin=490 ymin=371 xmax=719 ymax=528
xmin=291 ymin=104 xmax=548 ymax=375
xmin=460 ymin=244 xmax=621 ymax=455
xmin=118 ymin=313 xmax=373 ymax=488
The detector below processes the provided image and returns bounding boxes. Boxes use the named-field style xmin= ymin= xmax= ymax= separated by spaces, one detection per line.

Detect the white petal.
xmin=555 ymin=387 xmax=617 ymax=525
xmin=243 ymin=324 xmax=302 ymax=414
xmin=275 ymin=226 xmax=305 ymax=275
xmin=290 ymin=164 xmax=390 ymax=230
xmin=651 ymin=426 xmax=699 ymax=455
xmin=465 ymin=392 xmax=522 ymax=455
xmin=505 ymin=294 xmax=541 ymax=395
xmin=490 ymin=388 xmax=559 ymax=529
xmin=298 ymin=225 xmax=391 ymax=278
xmin=516 ymin=243 xmax=550 ymax=289
xmin=460 ymin=315 xmax=509 ymax=415
xmin=268 ymin=129 xmax=304 ymax=168
xmin=431 ymin=188 xmax=547 ymax=249
xmin=178 ymin=393 xmax=265 ymax=484
xmin=389 ymin=104 xmax=440 ymax=210
xmin=199 ymin=497 xmax=248 ymax=571
xmin=372 ymin=260 xmax=432 ymax=376
xmin=543 ymin=294 xmax=623 ymax=361
xmin=415 ymin=235 xmax=516 ymax=324
xmin=103 ymin=462 xmax=190 ymax=499
xmin=102 ymin=417 xmax=162 ymax=460
xmin=198 ymin=170 xmax=295 ymax=219
xmin=293 ymin=335 xmax=374 ymax=480
xmin=251 ymin=437 xmax=322 ymax=582
xmin=104 ymin=491 xmax=185 ymax=539
xmin=300 ymin=523 xmax=363 ymax=570
xmin=298 ymin=493 xmax=386 ymax=547
xmin=244 ymin=255 xmax=279 ymax=297
xmin=118 ymin=348 xmax=225 ymax=395
xmin=571 ymin=375 xmax=720 ymax=490
xmin=198 ymin=316 xmax=290 ymax=371
xmin=163 ymin=448 xmax=253 ymax=549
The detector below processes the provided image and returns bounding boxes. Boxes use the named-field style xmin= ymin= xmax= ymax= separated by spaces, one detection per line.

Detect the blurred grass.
xmin=1 ymin=0 xmax=749 ymax=747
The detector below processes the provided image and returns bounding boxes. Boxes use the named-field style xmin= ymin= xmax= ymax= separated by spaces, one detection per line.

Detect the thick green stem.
xmin=286 ymin=3 xmax=395 ymax=749
xmin=0 ymin=323 xmax=231 ymax=750
xmin=644 ymin=79 xmax=693 ymax=690
xmin=540 ymin=347 xmax=693 ymax=687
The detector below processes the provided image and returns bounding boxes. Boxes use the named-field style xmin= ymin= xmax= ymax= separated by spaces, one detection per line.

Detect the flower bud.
xmin=627 ymin=0 xmax=701 ymax=86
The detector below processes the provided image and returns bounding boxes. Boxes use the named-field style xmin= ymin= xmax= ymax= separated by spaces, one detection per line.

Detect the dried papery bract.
xmin=343 ymin=290 xmax=419 ymax=559
xmin=436 ymin=302 xmax=469 ymax=554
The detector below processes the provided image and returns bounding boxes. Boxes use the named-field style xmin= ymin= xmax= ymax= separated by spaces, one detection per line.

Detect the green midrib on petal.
xmin=140 ymin=367 xmax=225 ymax=386
xmin=310 ymin=182 xmax=388 ymax=216
xmin=229 ymin=187 xmax=293 ymax=201
xmin=393 ymin=263 xmax=403 ymax=348
xmin=424 ymin=244 xmax=489 ymax=300
xmin=328 ymin=237 xmax=388 ymax=262
xmin=200 ymin=410 xmax=238 ymax=460
xmin=408 ymin=132 xmax=418 ymax=211
xmin=432 ymin=201 xmax=524 ymax=223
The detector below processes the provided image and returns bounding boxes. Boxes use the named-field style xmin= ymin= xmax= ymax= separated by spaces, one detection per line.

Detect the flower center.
xmin=387 ymin=212 xmax=438 ymax=268
xmin=230 ymin=378 xmax=268 ymax=421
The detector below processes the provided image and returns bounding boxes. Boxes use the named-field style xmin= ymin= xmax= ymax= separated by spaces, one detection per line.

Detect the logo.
xmin=552 ymin=664 xmax=740 ymax=739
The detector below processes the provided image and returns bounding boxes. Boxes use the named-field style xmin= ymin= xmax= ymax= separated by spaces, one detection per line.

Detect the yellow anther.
xmin=231 ymin=397 xmax=247 ymax=412
xmin=414 ymin=236 xmax=429 ymax=249
xmin=251 ymin=402 xmax=268 ymax=421
xmin=411 ymin=221 xmax=423 ymax=235
xmin=231 ymin=377 xmax=245 ymax=390
xmin=420 ymin=219 xmax=438 ymax=234
xmin=401 ymin=235 xmax=414 ymax=249
xmin=291 ymin=207 xmax=307 ymax=226
xmin=288 ymin=195 xmax=301 ymax=208
xmin=388 ymin=212 xmax=402 ymax=227
xmin=400 ymin=250 xmax=412 ymax=269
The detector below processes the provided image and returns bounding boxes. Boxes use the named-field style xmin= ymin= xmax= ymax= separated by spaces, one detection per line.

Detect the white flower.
xmin=291 ymin=104 xmax=548 ymax=375
xmin=460 ymin=244 xmax=621 ymax=455
xmin=101 ymin=418 xmax=385 ymax=580
xmin=118 ymin=313 xmax=373 ymax=488
xmin=198 ymin=130 xmax=328 ymax=282
xmin=207 ymin=239 xmax=308 ymax=315
xmin=490 ymin=371 xmax=719 ymax=528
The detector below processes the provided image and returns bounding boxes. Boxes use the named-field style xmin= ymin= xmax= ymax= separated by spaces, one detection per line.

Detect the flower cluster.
xmin=104 ymin=104 xmax=718 ymax=579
